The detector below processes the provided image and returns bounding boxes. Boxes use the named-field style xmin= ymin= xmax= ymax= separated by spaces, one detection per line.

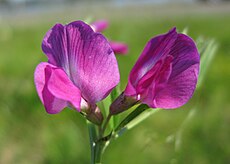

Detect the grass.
xmin=0 ymin=5 xmax=230 ymax=163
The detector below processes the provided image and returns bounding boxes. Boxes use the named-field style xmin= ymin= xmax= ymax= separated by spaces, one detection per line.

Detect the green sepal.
xmin=114 ymin=104 xmax=160 ymax=137
xmin=110 ymin=84 xmax=122 ymax=129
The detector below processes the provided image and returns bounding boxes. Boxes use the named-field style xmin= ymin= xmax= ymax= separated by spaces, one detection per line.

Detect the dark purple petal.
xmin=126 ymin=28 xmax=177 ymax=91
xmin=169 ymin=34 xmax=200 ymax=78
xmin=34 ymin=62 xmax=81 ymax=113
xmin=42 ymin=24 xmax=67 ymax=67
xmin=42 ymin=21 xmax=120 ymax=104
xmin=90 ymin=20 xmax=109 ymax=32
xmin=109 ymin=41 xmax=128 ymax=55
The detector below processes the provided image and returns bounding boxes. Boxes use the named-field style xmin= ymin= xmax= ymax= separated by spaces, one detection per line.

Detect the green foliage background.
xmin=0 ymin=4 xmax=230 ymax=163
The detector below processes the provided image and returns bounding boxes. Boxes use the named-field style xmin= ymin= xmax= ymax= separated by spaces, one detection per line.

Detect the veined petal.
xmin=153 ymin=64 xmax=199 ymax=108
xmin=125 ymin=28 xmax=177 ymax=92
xmin=109 ymin=41 xmax=128 ymax=55
xmin=34 ymin=62 xmax=81 ymax=113
xmin=68 ymin=21 xmax=120 ymax=104
xmin=136 ymin=55 xmax=173 ymax=103
xmin=153 ymin=33 xmax=200 ymax=108
xmin=42 ymin=24 xmax=68 ymax=68
xmin=125 ymin=27 xmax=200 ymax=109
xmin=169 ymin=33 xmax=200 ymax=78
xmin=42 ymin=21 xmax=119 ymax=104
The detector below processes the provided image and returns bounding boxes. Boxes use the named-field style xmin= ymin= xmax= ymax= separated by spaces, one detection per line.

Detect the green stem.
xmin=87 ymin=118 xmax=110 ymax=164
xmin=87 ymin=121 xmax=97 ymax=164
xmin=94 ymin=140 xmax=107 ymax=163
xmin=101 ymin=114 xmax=111 ymax=136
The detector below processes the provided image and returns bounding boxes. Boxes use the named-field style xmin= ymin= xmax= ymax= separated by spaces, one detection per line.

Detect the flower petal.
xmin=42 ymin=24 xmax=68 ymax=68
xmin=169 ymin=33 xmax=200 ymax=78
xmin=42 ymin=21 xmax=120 ymax=104
xmin=136 ymin=55 xmax=173 ymax=104
xmin=152 ymin=34 xmax=200 ymax=108
xmin=125 ymin=28 xmax=200 ymax=109
xmin=90 ymin=20 xmax=109 ymax=32
xmin=34 ymin=62 xmax=81 ymax=113
xmin=125 ymin=28 xmax=177 ymax=95
xmin=67 ymin=21 xmax=120 ymax=103
xmin=109 ymin=41 xmax=128 ymax=55
xmin=153 ymin=64 xmax=199 ymax=108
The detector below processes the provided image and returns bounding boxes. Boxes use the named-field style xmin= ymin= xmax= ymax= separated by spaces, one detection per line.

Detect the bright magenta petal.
xmin=34 ymin=62 xmax=81 ymax=113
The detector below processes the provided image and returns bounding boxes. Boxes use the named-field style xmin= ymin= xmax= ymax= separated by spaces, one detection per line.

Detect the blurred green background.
xmin=0 ymin=1 xmax=230 ymax=163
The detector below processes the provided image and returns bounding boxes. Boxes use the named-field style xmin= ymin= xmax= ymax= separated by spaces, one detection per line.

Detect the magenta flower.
xmin=90 ymin=20 xmax=128 ymax=55
xmin=34 ymin=21 xmax=120 ymax=118
xmin=110 ymin=28 xmax=200 ymax=114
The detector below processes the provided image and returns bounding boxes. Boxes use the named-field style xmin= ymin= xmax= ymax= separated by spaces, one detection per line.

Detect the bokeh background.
xmin=0 ymin=0 xmax=230 ymax=163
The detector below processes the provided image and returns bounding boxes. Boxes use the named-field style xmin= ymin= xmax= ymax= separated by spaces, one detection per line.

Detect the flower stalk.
xmin=88 ymin=115 xmax=111 ymax=164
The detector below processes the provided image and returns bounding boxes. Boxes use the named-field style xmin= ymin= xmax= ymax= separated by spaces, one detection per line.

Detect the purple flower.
xmin=110 ymin=28 xmax=200 ymax=114
xmin=34 ymin=21 xmax=120 ymax=119
xmin=90 ymin=20 xmax=128 ymax=55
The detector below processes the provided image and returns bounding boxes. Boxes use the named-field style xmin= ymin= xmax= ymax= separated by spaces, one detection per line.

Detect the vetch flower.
xmin=110 ymin=27 xmax=200 ymax=115
xmin=34 ymin=21 xmax=120 ymax=124
xmin=90 ymin=20 xmax=128 ymax=55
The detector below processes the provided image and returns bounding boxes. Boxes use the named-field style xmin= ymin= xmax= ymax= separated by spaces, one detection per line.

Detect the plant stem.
xmin=94 ymin=140 xmax=106 ymax=163
xmin=101 ymin=113 xmax=111 ymax=136
xmin=87 ymin=121 xmax=97 ymax=164
xmin=88 ymin=116 xmax=111 ymax=164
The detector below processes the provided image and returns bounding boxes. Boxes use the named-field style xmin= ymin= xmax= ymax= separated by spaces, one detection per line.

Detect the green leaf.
xmin=87 ymin=121 xmax=97 ymax=163
xmin=110 ymin=83 xmax=121 ymax=102
xmin=101 ymin=95 xmax=113 ymax=132
xmin=197 ymin=38 xmax=218 ymax=88
xmin=84 ymin=17 xmax=93 ymax=24
xmin=181 ymin=27 xmax=188 ymax=35
xmin=97 ymin=85 xmax=122 ymax=134
xmin=114 ymin=104 xmax=160 ymax=137
xmin=110 ymin=84 xmax=122 ymax=129
xmin=174 ymin=108 xmax=197 ymax=152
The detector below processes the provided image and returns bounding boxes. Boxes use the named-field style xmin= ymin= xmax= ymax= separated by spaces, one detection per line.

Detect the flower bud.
xmin=110 ymin=92 xmax=139 ymax=115
xmin=81 ymin=101 xmax=103 ymax=125
xmin=85 ymin=106 xmax=104 ymax=125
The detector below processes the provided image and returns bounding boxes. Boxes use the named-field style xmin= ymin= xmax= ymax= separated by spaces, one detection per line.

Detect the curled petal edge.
xmin=34 ymin=62 xmax=82 ymax=113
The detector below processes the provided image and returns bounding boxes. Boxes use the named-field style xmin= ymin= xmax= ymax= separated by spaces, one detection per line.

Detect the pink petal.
xmin=136 ymin=55 xmax=173 ymax=105
xmin=90 ymin=20 xmax=109 ymax=32
xmin=109 ymin=41 xmax=128 ymax=55
xmin=42 ymin=21 xmax=120 ymax=104
xmin=34 ymin=62 xmax=81 ymax=113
